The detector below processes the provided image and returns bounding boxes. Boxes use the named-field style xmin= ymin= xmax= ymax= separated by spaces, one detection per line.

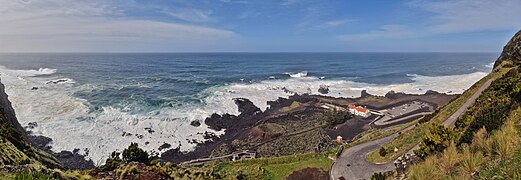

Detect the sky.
xmin=0 ymin=0 xmax=520 ymax=52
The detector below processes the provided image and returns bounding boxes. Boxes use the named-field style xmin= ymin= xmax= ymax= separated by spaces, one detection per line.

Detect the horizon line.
xmin=0 ymin=51 xmax=499 ymax=54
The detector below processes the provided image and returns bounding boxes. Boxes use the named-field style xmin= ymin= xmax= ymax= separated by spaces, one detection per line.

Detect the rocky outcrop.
xmin=494 ymin=30 xmax=521 ymax=68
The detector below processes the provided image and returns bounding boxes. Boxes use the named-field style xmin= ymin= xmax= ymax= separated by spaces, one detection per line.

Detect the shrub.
xmin=122 ymin=143 xmax=150 ymax=164
xmin=439 ymin=142 xmax=461 ymax=171
xmin=414 ymin=124 xmax=457 ymax=158
xmin=370 ymin=172 xmax=385 ymax=180
xmin=325 ymin=110 xmax=350 ymax=127
xmin=104 ymin=151 xmax=123 ymax=170
xmin=378 ymin=147 xmax=388 ymax=157
xmin=458 ymin=145 xmax=486 ymax=179
xmin=407 ymin=155 xmax=443 ymax=180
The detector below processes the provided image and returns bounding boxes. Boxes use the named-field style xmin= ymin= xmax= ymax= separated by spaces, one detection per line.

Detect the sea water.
xmin=0 ymin=52 xmax=496 ymax=164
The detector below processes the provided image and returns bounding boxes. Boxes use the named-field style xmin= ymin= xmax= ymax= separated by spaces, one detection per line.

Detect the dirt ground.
xmin=286 ymin=168 xmax=329 ymax=180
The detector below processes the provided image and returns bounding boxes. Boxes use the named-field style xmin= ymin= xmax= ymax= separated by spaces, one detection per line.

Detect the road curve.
xmin=330 ymin=78 xmax=496 ymax=180
xmin=330 ymin=125 xmax=414 ymax=180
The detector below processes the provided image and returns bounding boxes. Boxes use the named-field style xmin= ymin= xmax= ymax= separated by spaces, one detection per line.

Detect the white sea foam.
xmin=485 ymin=62 xmax=495 ymax=68
xmin=0 ymin=66 xmax=222 ymax=165
xmin=0 ymin=67 xmax=57 ymax=77
xmin=0 ymin=64 xmax=489 ymax=166
xmin=285 ymin=71 xmax=308 ymax=78
xmin=204 ymin=71 xmax=488 ymax=112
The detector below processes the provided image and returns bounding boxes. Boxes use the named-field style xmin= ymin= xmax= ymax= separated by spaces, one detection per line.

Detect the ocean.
xmin=0 ymin=52 xmax=496 ymax=164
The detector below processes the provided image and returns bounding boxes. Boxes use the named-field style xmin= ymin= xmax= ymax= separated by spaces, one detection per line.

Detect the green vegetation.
xmin=407 ymin=106 xmax=521 ymax=179
xmin=103 ymin=142 xmax=151 ymax=171
xmin=456 ymin=67 xmax=521 ymax=143
xmin=414 ymin=124 xmax=457 ymax=158
xmin=370 ymin=172 xmax=385 ymax=180
xmin=378 ymin=147 xmax=388 ymax=157
xmin=11 ymin=171 xmax=53 ymax=180
xmin=324 ymin=109 xmax=350 ymax=127
xmin=122 ymin=143 xmax=151 ymax=164
xmin=211 ymin=153 xmax=332 ymax=179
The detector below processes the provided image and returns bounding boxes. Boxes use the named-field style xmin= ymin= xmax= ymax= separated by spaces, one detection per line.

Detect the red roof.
xmin=348 ymin=104 xmax=356 ymax=109
xmin=355 ymin=106 xmax=367 ymax=113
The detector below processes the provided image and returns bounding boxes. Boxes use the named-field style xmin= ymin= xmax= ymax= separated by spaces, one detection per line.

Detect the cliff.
xmin=0 ymin=79 xmax=60 ymax=168
xmin=494 ymin=30 xmax=521 ymax=68
xmin=0 ymin=80 xmax=26 ymax=140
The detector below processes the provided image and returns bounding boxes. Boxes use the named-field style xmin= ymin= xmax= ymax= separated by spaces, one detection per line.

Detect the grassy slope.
xmin=407 ymin=105 xmax=521 ymax=179
xmin=366 ymin=65 xmax=512 ymax=163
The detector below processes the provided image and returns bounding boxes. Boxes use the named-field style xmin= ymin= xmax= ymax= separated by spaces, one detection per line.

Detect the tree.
xmin=122 ymin=142 xmax=150 ymax=164
xmin=104 ymin=151 xmax=122 ymax=170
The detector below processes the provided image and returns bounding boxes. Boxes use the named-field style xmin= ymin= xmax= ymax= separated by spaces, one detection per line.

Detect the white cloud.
xmin=414 ymin=0 xmax=521 ymax=33
xmin=337 ymin=0 xmax=521 ymax=41
xmin=162 ymin=8 xmax=216 ymax=23
xmin=0 ymin=0 xmax=237 ymax=52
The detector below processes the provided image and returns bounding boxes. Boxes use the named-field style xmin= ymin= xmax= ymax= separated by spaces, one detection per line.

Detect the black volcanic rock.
xmin=54 ymin=150 xmax=95 ymax=170
xmin=234 ymin=98 xmax=261 ymax=117
xmin=318 ymin=85 xmax=329 ymax=94
xmin=205 ymin=113 xmax=236 ymax=131
xmin=190 ymin=120 xmax=201 ymax=127
xmin=495 ymin=30 xmax=521 ymax=68
xmin=360 ymin=90 xmax=371 ymax=98
xmin=425 ymin=90 xmax=440 ymax=95
xmin=158 ymin=143 xmax=171 ymax=151
xmin=28 ymin=135 xmax=53 ymax=151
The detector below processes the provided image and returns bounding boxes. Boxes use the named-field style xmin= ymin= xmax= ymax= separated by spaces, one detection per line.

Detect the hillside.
xmin=494 ymin=30 xmax=521 ymax=68
xmin=406 ymin=30 xmax=521 ymax=179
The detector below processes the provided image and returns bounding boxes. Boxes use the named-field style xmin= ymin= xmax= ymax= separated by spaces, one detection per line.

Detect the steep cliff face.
xmin=494 ymin=30 xmax=521 ymax=68
xmin=0 ymin=80 xmax=26 ymax=140
xmin=0 ymin=79 xmax=61 ymax=168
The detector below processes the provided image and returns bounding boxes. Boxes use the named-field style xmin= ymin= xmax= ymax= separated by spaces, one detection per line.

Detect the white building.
xmin=347 ymin=104 xmax=371 ymax=118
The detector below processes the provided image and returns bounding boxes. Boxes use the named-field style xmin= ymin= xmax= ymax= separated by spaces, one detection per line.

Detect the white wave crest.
xmin=285 ymin=71 xmax=308 ymax=78
xmin=0 ymin=66 xmax=57 ymax=77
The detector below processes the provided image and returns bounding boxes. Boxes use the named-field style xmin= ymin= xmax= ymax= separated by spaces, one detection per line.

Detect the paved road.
xmin=330 ymin=125 xmax=415 ymax=180
xmin=330 ymin=78 xmax=496 ymax=180
xmin=442 ymin=78 xmax=495 ymax=128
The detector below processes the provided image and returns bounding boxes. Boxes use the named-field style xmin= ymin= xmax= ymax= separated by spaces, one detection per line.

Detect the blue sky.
xmin=0 ymin=0 xmax=520 ymax=52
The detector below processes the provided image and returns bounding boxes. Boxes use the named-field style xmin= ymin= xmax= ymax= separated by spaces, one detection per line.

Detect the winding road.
xmin=330 ymin=78 xmax=496 ymax=180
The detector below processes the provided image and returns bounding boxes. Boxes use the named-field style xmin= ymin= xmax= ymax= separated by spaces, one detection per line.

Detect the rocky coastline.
xmin=11 ymin=82 xmax=457 ymax=168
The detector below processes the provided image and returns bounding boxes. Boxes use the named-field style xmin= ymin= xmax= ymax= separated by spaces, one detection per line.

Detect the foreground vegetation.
xmin=408 ymin=106 xmax=521 ymax=179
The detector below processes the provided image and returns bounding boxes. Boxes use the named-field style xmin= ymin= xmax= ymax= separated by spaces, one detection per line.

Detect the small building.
xmin=336 ymin=136 xmax=343 ymax=143
xmin=320 ymin=103 xmax=346 ymax=111
xmin=231 ymin=150 xmax=256 ymax=161
xmin=347 ymin=104 xmax=371 ymax=118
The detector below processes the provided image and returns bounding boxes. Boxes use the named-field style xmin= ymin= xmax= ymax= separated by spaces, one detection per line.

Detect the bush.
xmin=378 ymin=147 xmax=388 ymax=157
xmin=104 ymin=151 xmax=123 ymax=170
xmin=325 ymin=110 xmax=350 ymax=127
xmin=414 ymin=124 xmax=457 ymax=158
xmin=122 ymin=143 xmax=150 ymax=164
xmin=370 ymin=172 xmax=385 ymax=180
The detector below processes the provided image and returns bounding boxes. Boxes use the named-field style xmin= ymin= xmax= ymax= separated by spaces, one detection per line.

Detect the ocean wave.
xmin=485 ymin=62 xmax=494 ymax=68
xmin=46 ymin=78 xmax=75 ymax=85
xmin=0 ymin=66 xmax=57 ymax=77
xmin=285 ymin=71 xmax=308 ymax=78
